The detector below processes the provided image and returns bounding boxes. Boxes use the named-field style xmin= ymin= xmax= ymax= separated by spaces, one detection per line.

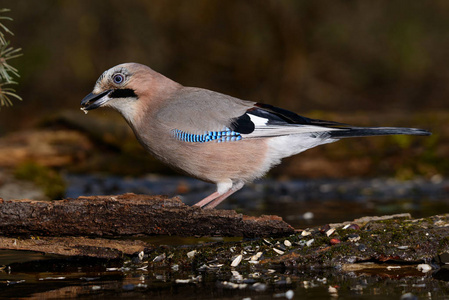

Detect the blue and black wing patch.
xmin=172 ymin=127 xmax=242 ymax=143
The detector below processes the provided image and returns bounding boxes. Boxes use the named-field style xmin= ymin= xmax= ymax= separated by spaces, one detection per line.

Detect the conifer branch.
xmin=0 ymin=8 xmax=22 ymax=107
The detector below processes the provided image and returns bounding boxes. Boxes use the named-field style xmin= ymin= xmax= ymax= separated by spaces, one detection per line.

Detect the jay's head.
xmin=81 ymin=63 xmax=178 ymax=120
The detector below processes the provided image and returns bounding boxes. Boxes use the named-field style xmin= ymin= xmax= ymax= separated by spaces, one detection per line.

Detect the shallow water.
xmin=1 ymin=249 xmax=449 ymax=299
xmin=1 ymin=175 xmax=448 ymax=299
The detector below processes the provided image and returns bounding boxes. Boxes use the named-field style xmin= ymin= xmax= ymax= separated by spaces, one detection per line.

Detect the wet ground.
xmin=1 ymin=174 xmax=449 ymax=299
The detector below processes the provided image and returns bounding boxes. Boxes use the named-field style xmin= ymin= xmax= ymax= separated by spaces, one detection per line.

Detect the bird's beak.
xmin=81 ymin=89 xmax=112 ymax=111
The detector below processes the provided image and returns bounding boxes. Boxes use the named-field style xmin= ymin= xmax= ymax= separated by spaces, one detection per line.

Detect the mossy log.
xmin=140 ymin=213 xmax=448 ymax=272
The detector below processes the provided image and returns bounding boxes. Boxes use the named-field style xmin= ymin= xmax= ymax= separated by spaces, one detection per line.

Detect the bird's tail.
xmin=328 ymin=127 xmax=431 ymax=138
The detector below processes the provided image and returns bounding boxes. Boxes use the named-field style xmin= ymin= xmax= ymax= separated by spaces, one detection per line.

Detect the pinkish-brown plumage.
xmin=81 ymin=63 xmax=431 ymax=209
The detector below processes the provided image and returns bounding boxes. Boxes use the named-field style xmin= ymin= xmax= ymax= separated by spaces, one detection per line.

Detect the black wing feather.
xmin=230 ymin=113 xmax=255 ymax=134
xmin=229 ymin=102 xmax=431 ymax=137
xmin=229 ymin=102 xmax=347 ymax=134
xmin=253 ymin=103 xmax=347 ymax=127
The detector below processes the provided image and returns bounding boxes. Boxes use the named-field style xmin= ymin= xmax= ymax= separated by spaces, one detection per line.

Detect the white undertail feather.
xmin=245 ymin=133 xmax=339 ymax=182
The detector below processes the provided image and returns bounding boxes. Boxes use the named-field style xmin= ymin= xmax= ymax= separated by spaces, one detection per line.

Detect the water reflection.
xmin=0 ymin=251 xmax=448 ymax=299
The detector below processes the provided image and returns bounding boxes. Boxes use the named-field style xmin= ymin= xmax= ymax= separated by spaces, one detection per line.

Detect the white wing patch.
xmin=248 ymin=114 xmax=268 ymax=126
xmin=244 ymin=113 xmax=345 ymax=139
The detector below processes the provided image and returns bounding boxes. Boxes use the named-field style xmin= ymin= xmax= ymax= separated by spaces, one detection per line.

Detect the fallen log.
xmin=0 ymin=236 xmax=150 ymax=259
xmin=0 ymin=193 xmax=294 ymax=238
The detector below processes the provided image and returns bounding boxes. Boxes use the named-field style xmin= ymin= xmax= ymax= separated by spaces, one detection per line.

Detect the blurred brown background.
xmin=0 ymin=1 xmax=446 ymax=186
xmin=1 ymin=1 xmax=448 ymax=125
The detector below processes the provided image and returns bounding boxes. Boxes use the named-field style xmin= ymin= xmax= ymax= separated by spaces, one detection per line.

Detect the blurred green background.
xmin=0 ymin=0 xmax=446 ymax=187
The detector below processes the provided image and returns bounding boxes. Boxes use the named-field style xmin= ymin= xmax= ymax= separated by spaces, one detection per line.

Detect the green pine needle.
xmin=0 ymin=8 xmax=22 ymax=107
xmin=0 ymin=82 xmax=21 ymax=107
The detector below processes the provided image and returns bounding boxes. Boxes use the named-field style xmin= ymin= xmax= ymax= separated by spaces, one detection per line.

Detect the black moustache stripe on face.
xmin=109 ymin=88 xmax=138 ymax=99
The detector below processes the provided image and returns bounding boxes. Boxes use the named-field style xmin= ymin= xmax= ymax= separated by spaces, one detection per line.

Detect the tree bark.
xmin=0 ymin=193 xmax=294 ymax=238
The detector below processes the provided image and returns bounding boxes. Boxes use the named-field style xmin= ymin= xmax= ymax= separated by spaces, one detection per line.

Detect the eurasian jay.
xmin=81 ymin=63 xmax=431 ymax=209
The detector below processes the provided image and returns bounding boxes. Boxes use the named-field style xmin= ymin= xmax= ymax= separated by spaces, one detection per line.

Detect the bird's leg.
xmin=202 ymin=181 xmax=244 ymax=209
xmin=202 ymin=189 xmax=237 ymax=209
xmin=193 ymin=180 xmax=244 ymax=209
xmin=193 ymin=191 xmax=221 ymax=208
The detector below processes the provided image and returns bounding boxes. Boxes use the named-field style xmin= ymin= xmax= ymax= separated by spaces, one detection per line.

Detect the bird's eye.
xmin=112 ymin=73 xmax=124 ymax=84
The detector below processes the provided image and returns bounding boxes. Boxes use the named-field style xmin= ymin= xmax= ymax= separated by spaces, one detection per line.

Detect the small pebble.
xmin=207 ymin=263 xmax=224 ymax=269
xmin=358 ymin=244 xmax=367 ymax=252
xmin=263 ymin=239 xmax=272 ymax=245
xmin=273 ymin=248 xmax=285 ymax=255
xmin=152 ymin=253 xmax=166 ymax=262
xmin=250 ymin=252 xmax=263 ymax=261
xmin=243 ymin=245 xmax=253 ymax=252
xmin=231 ymin=270 xmax=243 ymax=280
xmin=347 ymin=234 xmax=360 ymax=242
xmin=301 ymin=230 xmax=311 ymax=237
xmin=325 ymin=228 xmax=336 ymax=237
xmin=330 ymin=238 xmax=340 ymax=245
xmin=306 ymin=239 xmax=314 ymax=247
xmin=284 ymin=240 xmax=292 ymax=247
xmin=231 ymin=254 xmax=243 ymax=267
xmin=138 ymin=251 xmax=144 ymax=260
xmin=417 ymin=264 xmax=432 ymax=273
xmin=296 ymin=240 xmax=307 ymax=247
xmin=350 ymin=224 xmax=360 ymax=230
xmin=397 ymin=245 xmax=409 ymax=250
xmin=249 ymin=272 xmax=261 ymax=278
xmin=175 ymin=279 xmax=191 ymax=284
xmin=187 ymin=250 xmax=197 ymax=258
xmin=277 ymin=244 xmax=287 ymax=251
xmin=343 ymin=224 xmax=360 ymax=230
